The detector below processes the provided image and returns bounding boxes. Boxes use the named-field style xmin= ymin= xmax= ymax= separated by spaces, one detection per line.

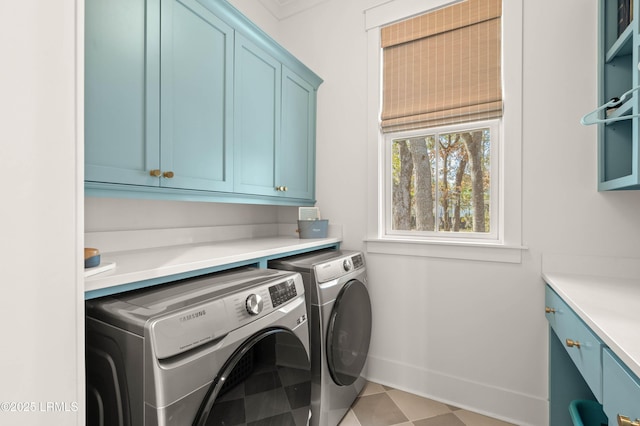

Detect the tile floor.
xmin=338 ymin=382 xmax=516 ymax=426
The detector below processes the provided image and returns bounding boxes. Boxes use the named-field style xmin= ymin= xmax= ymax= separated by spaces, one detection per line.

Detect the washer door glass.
xmin=193 ymin=328 xmax=311 ymax=426
xmin=326 ymin=279 xmax=372 ymax=386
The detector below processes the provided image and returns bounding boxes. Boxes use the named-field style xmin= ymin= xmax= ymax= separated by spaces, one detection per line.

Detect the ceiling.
xmin=258 ymin=0 xmax=331 ymax=20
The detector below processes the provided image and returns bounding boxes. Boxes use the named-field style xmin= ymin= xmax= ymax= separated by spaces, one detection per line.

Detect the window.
xmin=381 ymin=0 xmax=502 ymax=240
xmin=385 ymin=120 xmax=499 ymax=241
xmin=379 ymin=0 xmax=504 ymax=244
xmin=364 ymin=0 xmax=523 ymax=262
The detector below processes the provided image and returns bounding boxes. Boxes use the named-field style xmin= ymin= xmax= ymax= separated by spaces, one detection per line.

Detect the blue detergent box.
xmin=297 ymin=220 xmax=328 ymax=238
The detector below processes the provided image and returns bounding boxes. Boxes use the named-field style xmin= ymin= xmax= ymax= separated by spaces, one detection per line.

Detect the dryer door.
xmin=326 ymin=279 xmax=372 ymax=386
xmin=193 ymin=328 xmax=311 ymax=426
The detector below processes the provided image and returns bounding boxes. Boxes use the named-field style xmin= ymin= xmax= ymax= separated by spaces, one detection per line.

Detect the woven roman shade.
xmin=381 ymin=0 xmax=503 ymax=133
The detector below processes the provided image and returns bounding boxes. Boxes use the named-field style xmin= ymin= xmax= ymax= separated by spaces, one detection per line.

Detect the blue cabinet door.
xmin=233 ymin=33 xmax=281 ymax=197
xmin=279 ymin=67 xmax=316 ymax=201
xmin=160 ymin=0 xmax=234 ymax=192
xmin=85 ymin=0 xmax=160 ymax=186
xmin=234 ymin=41 xmax=318 ymax=201
xmin=603 ymin=349 xmax=640 ymax=426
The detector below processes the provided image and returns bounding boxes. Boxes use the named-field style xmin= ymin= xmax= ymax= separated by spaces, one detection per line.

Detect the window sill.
xmin=364 ymin=238 xmax=527 ymax=263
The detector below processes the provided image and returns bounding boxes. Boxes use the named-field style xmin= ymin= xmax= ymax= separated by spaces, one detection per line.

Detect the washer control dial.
xmin=245 ymin=294 xmax=263 ymax=316
xmin=343 ymin=258 xmax=353 ymax=272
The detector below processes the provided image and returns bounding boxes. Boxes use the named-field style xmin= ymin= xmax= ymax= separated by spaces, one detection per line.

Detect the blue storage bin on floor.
xmin=569 ymin=400 xmax=608 ymax=426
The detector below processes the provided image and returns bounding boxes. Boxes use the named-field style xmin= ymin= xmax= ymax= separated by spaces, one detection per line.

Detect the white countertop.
xmin=85 ymin=226 xmax=341 ymax=296
xmin=543 ymin=272 xmax=640 ymax=378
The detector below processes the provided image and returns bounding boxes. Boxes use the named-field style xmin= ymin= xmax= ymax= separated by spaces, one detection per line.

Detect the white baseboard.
xmin=363 ymin=355 xmax=548 ymax=426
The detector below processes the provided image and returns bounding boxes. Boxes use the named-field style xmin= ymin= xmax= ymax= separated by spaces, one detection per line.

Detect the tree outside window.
xmin=389 ymin=123 xmax=496 ymax=237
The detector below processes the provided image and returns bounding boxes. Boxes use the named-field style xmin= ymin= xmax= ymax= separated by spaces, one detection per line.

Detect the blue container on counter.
xmin=297 ymin=220 xmax=328 ymax=238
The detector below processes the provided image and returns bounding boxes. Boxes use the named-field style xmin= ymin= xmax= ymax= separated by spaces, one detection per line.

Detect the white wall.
xmin=0 ymin=1 xmax=84 ymax=425
xmin=231 ymin=0 xmax=640 ymax=425
xmin=85 ymin=198 xmax=283 ymax=231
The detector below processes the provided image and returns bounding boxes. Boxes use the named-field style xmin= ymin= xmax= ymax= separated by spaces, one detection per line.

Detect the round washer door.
xmin=326 ymin=279 xmax=372 ymax=386
xmin=193 ymin=328 xmax=311 ymax=426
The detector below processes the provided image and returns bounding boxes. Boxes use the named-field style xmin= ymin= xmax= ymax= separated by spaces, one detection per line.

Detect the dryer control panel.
xmin=315 ymin=253 xmax=365 ymax=283
xmin=351 ymin=253 xmax=364 ymax=269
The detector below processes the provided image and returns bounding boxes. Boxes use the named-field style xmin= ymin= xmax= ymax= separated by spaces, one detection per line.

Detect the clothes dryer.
xmin=269 ymin=250 xmax=372 ymax=426
xmin=86 ymin=267 xmax=311 ymax=426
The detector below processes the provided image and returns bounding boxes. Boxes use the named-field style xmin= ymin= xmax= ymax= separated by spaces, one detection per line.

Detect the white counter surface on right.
xmin=542 ymin=254 xmax=640 ymax=379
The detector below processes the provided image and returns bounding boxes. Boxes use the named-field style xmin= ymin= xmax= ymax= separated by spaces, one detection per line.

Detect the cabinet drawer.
xmin=603 ymin=349 xmax=640 ymax=426
xmin=545 ymin=286 xmax=604 ymax=401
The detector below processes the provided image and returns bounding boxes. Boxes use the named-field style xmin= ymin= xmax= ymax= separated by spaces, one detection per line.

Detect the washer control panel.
xmin=269 ymin=278 xmax=298 ymax=308
xmin=135 ymin=270 xmax=304 ymax=360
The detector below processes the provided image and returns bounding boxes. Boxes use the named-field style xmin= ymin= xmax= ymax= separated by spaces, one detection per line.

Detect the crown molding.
xmin=258 ymin=0 xmax=330 ymax=20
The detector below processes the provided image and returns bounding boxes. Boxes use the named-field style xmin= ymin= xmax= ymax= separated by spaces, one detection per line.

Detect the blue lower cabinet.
xmin=602 ymin=349 xmax=640 ymax=426
xmin=549 ymin=328 xmax=599 ymax=426
xmin=545 ymin=286 xmax=603 ymax=401
xmin=546 ymin=284 xmax=640 ymax=426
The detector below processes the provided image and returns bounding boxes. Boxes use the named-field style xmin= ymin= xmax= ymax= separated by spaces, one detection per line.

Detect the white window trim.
xmin=364 ymin=0 xmax=525 ymax=264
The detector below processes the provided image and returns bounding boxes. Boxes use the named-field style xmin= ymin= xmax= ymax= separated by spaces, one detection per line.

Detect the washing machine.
xmin=269 ymin=250 xmax=372 ymax=426
xmin=85 ymin=267 xmax=312 ymax=426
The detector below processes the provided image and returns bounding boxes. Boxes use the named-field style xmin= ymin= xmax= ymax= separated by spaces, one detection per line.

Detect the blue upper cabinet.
xmin=234 ymin=37 xmax=318 ymax=201
xmin=85 ymin=0 xmax=160 ymax=187
xmin=160 ymin=0 xmax=234 ymax=192
xmin=596 ymin=0 xmax=640 ymax=190
xmin=234 ymin=34 xmax=316 ymax=201
xmin=234 ymin=33 xmax=282 ymax=197
xmin=85 ymin=0 xmax=322 ymax=205
xmin=279 ymin=67 xmax=316 ymax=200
